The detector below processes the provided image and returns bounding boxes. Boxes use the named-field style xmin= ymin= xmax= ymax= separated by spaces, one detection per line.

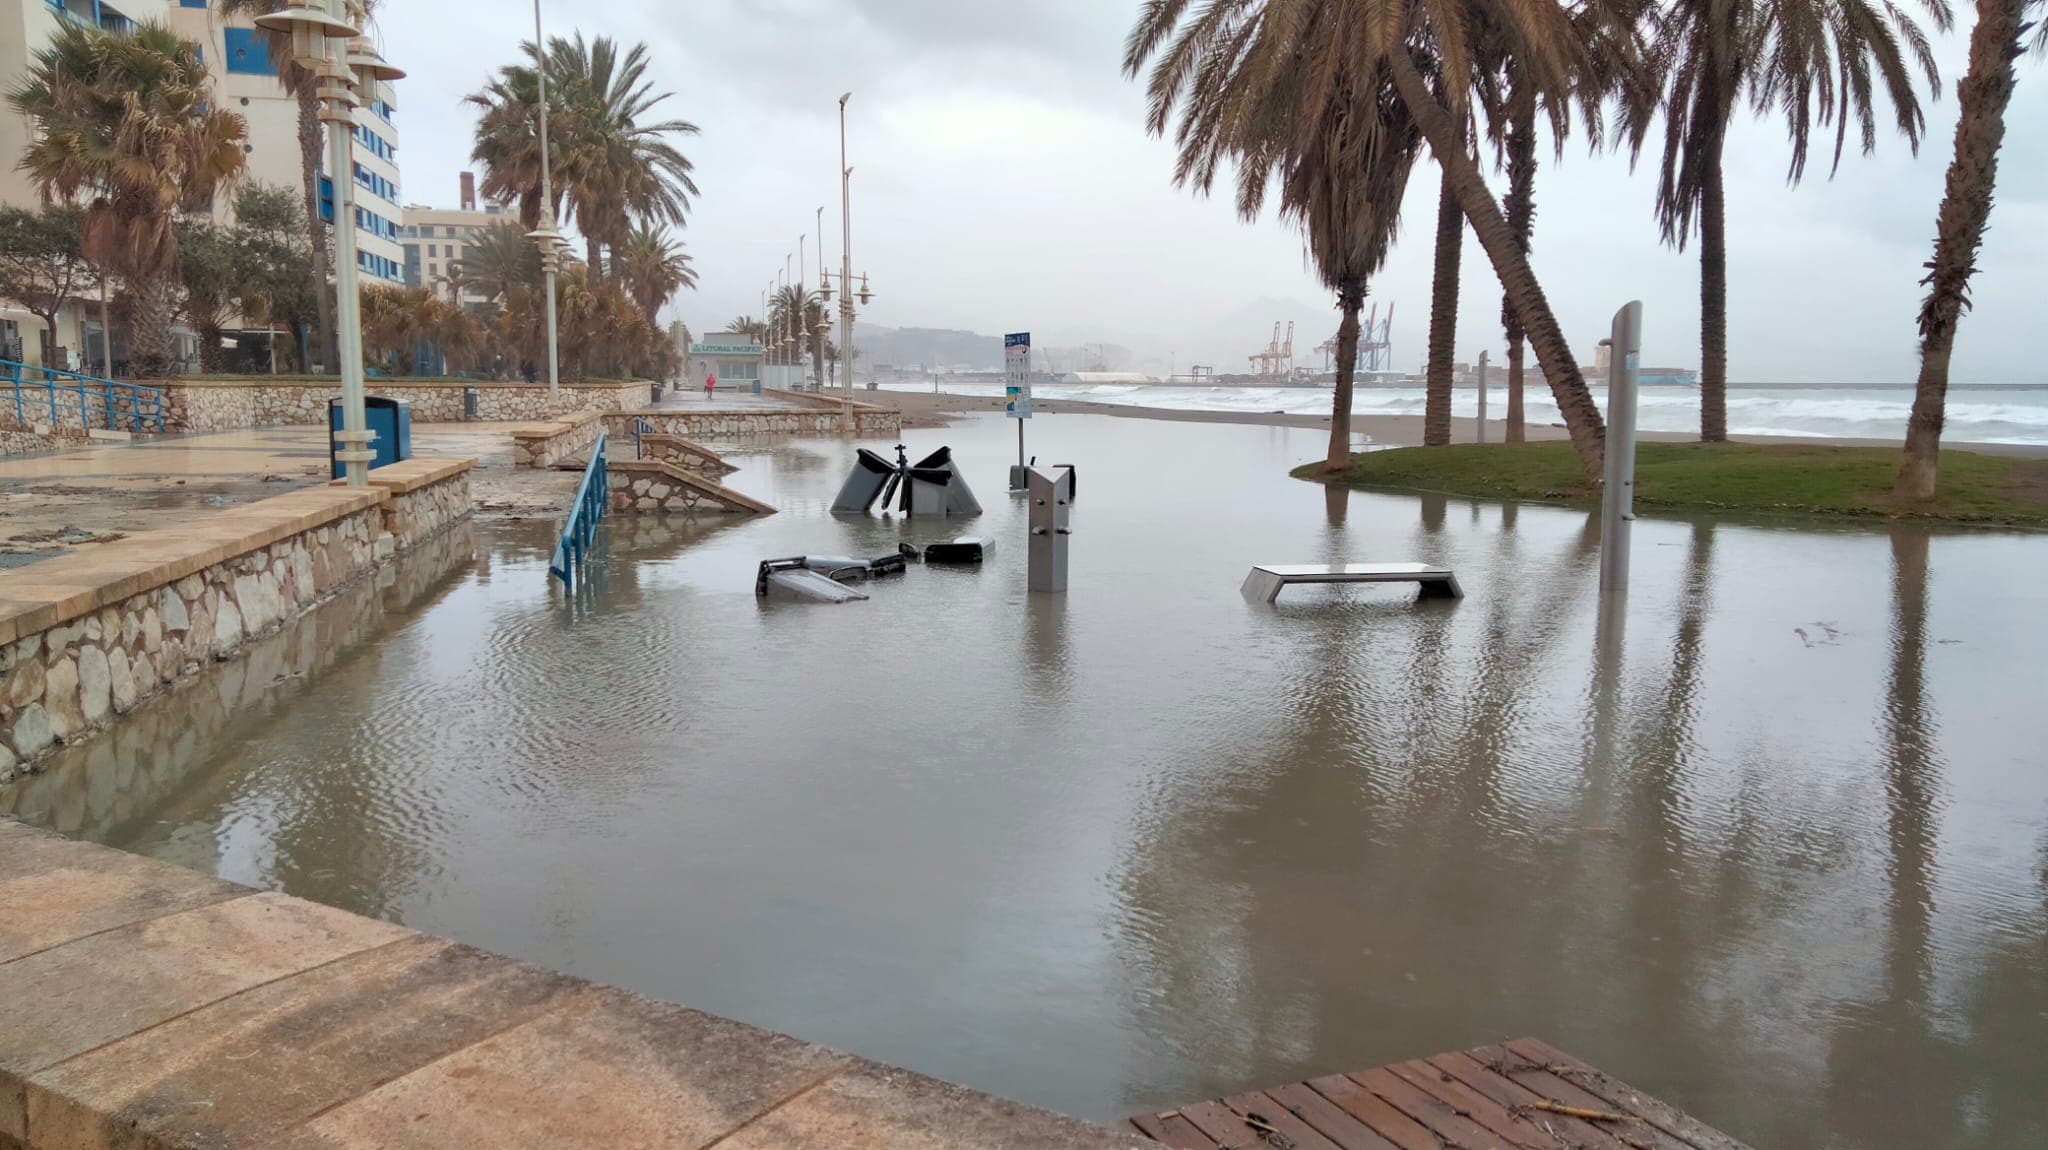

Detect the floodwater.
xmin=7 ymin=414 xmax=2046 ymax=1149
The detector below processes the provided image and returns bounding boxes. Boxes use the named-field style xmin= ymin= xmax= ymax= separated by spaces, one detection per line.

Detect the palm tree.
xmin=11 ymin=20 xmax=247 ymax=377
xmin=469 ymin=36 xmax=699 ymax=280
xmin=769 ymin=284 xmax=818 ymax=369
xmin=452 ymin=221 xmax=542 ymax=304
xmin=216 ymin=0 xmax=377 ymax=372
xmin=1128 ymin=0 xmax=1614 ymax=480
xmin=726 ymin=315 xmax=768 ymax=344
xmin=542 ymin=35 xmax=700 ymax=278
xmin=618 ymin=222 xmax=696 ymax=326
xmin=1126 ymin=8 xmax=1424 ymax=469
xmin=1896 ymin=3 xmax=2043 ymax=499
xmin=1651 ymin=0 xmax=1944 ymax=443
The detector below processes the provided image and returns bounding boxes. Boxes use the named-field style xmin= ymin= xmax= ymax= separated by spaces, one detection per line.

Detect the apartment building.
xmin=404 ymin=173 xmax=511 ymax=306
xmin=0 ymin=0 xmax=404 ymax=370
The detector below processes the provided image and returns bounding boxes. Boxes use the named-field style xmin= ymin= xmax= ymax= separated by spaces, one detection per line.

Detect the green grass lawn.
xmin=1298 ymin=441 xmax=2048 ymax=526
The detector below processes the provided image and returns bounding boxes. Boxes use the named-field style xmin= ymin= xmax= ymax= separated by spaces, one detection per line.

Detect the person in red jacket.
xmin=704 ymin=370 xmax=716 ymax=401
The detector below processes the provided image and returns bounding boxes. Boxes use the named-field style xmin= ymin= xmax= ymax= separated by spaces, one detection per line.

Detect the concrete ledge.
xmin=0 ymin=488 xmax=384 ymax=648
xmin=509 ymin=411 xmax=604 ymax=470
xmin=606 ymin=458 xmax=776 ymax=516
xmin=0 ymin=821 xmax=1143 ymax=1150
xmin=326 ymin=456 xmax=476 ymax=496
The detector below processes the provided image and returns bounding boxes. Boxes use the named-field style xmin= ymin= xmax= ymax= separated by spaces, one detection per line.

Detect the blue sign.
xmin=1005 ymin=332 xmax=1031 ymax=419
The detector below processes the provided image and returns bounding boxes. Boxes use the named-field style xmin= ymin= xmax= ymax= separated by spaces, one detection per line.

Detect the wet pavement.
xmin=5 ymin=412 xmax=2045 ymax=1149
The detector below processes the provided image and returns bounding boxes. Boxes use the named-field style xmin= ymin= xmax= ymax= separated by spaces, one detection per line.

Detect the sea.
xmin=875 ymin=381 xmax=2048 ymax=446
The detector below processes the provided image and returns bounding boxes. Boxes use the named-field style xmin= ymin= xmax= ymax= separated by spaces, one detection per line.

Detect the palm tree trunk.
xmin=1424 ymin=167 xmax=1462 ymax=446
xmin=297 ymin=82 xmax=335 ymax=375
xmin=197 ymin=322 xmax=224 ymax=374
xmin=1699 ymin=119 xmax=1729 ymax=442
xmin=1897 ymin=0 xmax=2026 ymax=501
xmin=1327 ymin=280 xmax=1366 ymax=469
xmin=1502 ymin=97 xmax=1537 ymax=444
xmin=130 ymin=275 xmax=177 ymax=378
xmin=586 ymin=235 xmax=603 ymax=283
xmin=1387 ymin=49 xmax=1605 ymax=481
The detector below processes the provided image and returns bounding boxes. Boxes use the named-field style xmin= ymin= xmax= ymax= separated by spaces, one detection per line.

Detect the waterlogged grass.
xmin=1298 ymin=441 xmax=2048 ymax=526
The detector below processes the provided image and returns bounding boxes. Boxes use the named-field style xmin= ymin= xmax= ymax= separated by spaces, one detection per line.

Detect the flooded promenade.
xmin=7 ymin=414 xmax=2044 ymax=1149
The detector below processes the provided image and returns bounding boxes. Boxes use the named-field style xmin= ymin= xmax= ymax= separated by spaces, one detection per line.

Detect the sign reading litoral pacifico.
xmin=1005 ymin=332 xmax=1031 ymax=419
xmin=691 ymin=341 xmax=765 ymax=356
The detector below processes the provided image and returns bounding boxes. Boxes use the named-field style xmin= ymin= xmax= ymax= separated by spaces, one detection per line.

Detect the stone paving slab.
xmin=277 ymin=986 xmax=857 ymax=1150
xmin=24 ymin=937 xmax=580 ymax=1150
xmin=0 ymin=821 xmax=1146 ymax=1150
xmin=0 ymin=893 xmax=411 ymax=1141
xmin=0 ymin=822 xmax=243 ymax=963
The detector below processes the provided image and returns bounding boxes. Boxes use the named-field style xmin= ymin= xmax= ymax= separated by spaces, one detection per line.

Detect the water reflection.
xmin=7 ymin=416 xmax=2045 ymax=1147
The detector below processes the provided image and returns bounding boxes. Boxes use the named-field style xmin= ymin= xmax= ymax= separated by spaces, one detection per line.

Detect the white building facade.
xmin=0 ymin=0 xmax=404 ymax=372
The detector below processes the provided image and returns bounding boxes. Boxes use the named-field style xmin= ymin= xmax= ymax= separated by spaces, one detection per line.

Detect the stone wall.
xmin=159 ymin=379 xmax=653 ymax=431
xmin=510 ymin=410 xmax=604 ymax=469
xmin=603 ymin=402 xmax=901 ymax=444
xmin=0 ymin=459 xmax=475 ymax=781
xmin=0 ymin=524 xmax=478 ymax=838
xmin=605 ymin=459 xmax=775 ymax=516
xmin=0 ymin=424 xmax=94 ymax=458
xmin=640 ymin=433 xmax=736 ymax=479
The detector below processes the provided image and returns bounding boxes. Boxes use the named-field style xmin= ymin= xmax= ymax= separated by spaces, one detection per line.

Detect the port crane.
xmin=1312 ymin=303 xmax=1397 ymax=374
xmin=1248 ymin=321 xmax=1295 ymax=379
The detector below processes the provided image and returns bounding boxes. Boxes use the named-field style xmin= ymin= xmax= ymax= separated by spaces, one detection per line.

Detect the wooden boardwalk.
xmin=1129 ymin=1037 xmax=1755 ymax=1150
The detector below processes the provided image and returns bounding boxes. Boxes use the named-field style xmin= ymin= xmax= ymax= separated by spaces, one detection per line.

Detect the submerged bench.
xmin=1241 ymin=562 xmax=1463 ymax=603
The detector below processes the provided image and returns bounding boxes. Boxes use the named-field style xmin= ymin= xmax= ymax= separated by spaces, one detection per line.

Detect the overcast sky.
xmin=375 ymin=0 xmax=2046 ymax=383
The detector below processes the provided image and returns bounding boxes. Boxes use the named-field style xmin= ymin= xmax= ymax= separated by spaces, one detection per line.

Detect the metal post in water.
xmin=1475 ymin=350 xmax=1489 ymax=444
xmin=1599 ymin=300 xmax=1642 ymax=595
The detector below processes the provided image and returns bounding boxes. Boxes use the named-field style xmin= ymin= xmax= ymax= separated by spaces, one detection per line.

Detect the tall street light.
xmin=526 ymin=0 xmax=563 ymax=397
xmin=797 ymin=233 xmax=806 ymax=387
xmin=255 ymin=0 xmax=400 ymax=488
xmin=814 ymin=205 xmax=824 ymax=391
xmin=837 ymin=93 xmax=854 ymax=422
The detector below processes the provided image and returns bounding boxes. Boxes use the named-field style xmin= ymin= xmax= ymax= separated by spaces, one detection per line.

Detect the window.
xmin=352 ymin=163 xmax=398 ymax=203
xmin=180 ymin=0 xmax=207 ymax=7
xmin=351 ymin=124 xmax=397 ymax=162
xmin=358 ymin=251 xmax=402 ymax=281
xmin=428 ymin=262 xmax=438 ymax=277
xmin=223 ymin=28 xmax=274 ymax=76
xmin=444 ymin=226 xmax=458 ymax=239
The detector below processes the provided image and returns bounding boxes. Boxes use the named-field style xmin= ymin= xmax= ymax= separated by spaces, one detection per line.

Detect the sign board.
xmin=1005 ymin=332 xmax=1032 ymax=419
xmin=690 ymin=341 xmax=766 ymax=357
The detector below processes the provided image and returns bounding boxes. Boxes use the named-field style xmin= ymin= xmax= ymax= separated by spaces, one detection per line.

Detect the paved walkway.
xmin=655 ymin=387 xmax=815 ymax=411
xmin=0 ymin=818 xmax=1143 ymax=1150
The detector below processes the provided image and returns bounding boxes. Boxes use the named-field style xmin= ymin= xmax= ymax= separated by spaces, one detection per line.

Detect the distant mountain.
xmin=854 ymin=326 xmax=1004 ymax=371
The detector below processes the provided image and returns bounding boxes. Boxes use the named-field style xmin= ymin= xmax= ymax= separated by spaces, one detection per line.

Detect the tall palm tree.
xmin=217 ymin=0 xmax=377 ymax=372
xmin=726 ymin=315 xmax=768 ymax=344
xmin=11 ymin=21 xmax=247 ymax=377
xmin=1129 ymin=0 xmax=1614 ymax=480
xmin=1896 ymin=2 xmax=2043 ymax=499
xmin=1126 ymin=7 xmax=1424 ymax=469
xmin=1652 ymin=0 xmax=1945 ymax=442
xmin=469 ymin=36 xmax=699 ymax=281
xmin=618 ymin=222 xmax=696 ymax=326
xmin=451 ymin=220 xmax=542 ymax=304
xmin=769 ymin=284 xmax=818 ymax=368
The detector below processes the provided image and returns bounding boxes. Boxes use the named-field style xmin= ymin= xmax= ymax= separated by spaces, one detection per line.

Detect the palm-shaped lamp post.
xmin=254 ymin=0 xmax=402 ymax=487
xmin=523 ymin=0 xmax=567 ymax=397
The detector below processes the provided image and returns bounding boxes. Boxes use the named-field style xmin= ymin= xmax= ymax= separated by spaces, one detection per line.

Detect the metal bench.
xmin=1241 ymin=562 xmax=1463 ymax=603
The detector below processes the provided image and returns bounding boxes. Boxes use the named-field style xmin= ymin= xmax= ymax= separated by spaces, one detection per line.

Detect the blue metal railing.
xmin=631 ymin=416 xmax=653 ymax=459
xmin=2 ymin=360 xmax=166 ymax=434
xmin=548 ymin=431 xmax=608 ymax=589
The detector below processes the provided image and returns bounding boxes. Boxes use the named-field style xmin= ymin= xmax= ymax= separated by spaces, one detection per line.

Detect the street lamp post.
xmin=838 ymin=93 xmax=854 ymax=422
xmin=527 ymin=0 xmax=562 ymax=397
xmin=255 ymin=0 xmax=399 ymax=488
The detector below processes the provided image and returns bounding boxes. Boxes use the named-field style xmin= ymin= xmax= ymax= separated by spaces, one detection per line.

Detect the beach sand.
xmin=868 ymin=387 xmax=2048 ymax=458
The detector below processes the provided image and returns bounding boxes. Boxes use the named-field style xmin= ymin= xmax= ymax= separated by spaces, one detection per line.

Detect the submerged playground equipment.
xmin=833 ymin=445 xmax=982 ymax=517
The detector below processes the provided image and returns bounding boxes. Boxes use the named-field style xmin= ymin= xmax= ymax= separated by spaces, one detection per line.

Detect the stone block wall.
xmin=604 ymin=460 xmax=774 ymax=516
xmin=159 ymin=379 xmax=653 ymax=432
xmin=603 ymin=403 xmax=902 ymax=444
xmin=510 ymin=411 xmax=604 ymax=469
xmin=0 ymin=424 xmax=94 ymax=458
xmin=0 ymin=459 xmax=476 ymax=781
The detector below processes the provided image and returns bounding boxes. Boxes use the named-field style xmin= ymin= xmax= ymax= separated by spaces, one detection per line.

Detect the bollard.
xmin=1026 ymin=465 xmax=1073 ymax=594
xmin=1475 ymin=350 xmax=1489 ymax=444
xmin=1599 ymin=301 xmax=1642 ymax=596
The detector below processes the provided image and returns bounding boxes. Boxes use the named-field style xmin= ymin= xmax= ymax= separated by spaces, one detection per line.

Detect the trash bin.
xmin=463 ymin=386 xmax=479 ymax=420
xmin=328 ymin=396 xmax=412 ymax=479
xmin=751 ymin=379 xmax=762 ymax=396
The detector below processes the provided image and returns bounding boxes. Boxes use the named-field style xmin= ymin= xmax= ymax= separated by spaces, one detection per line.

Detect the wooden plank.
xmin=1263 ymin=1082 xmax=1399 ymax=1150
xmin=1503 ymin=1039 xmax=1756 ymax=1150
xmin=1219 ymin=1090 xmax=1348 ymax=1150
xmin=1350 ymin=1066 xmax=1520 ymax=1150
xmin=1131 ymin=1112 xmax=1221 ymax=1149
xmin=1384 ymin=1059 xmax=1569 ymax=1150
xmin=1305 ymin=1074 xmax=1441 ymax=1150
xmin=1454 ymin=1047 xmax=1698 ymax=1150
xmin=1177 ymin=1100 xmax=1271 ymax=1148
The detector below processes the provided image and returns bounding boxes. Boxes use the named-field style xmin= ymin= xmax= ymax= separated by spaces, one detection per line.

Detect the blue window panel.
xmin=223 ymin=27 xmax=274 ymax=76
xmin=180 ymin=0 xmax=207 ymax=8
xmin=317 ymin=175 xmax=334 ymax=223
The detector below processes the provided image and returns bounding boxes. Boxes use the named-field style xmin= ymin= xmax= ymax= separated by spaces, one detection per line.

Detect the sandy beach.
xmin=869 ymin=387 xmax=2048 ymax=458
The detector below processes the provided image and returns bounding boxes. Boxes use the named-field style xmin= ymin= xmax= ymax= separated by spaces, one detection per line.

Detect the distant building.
xmin=0 ymin=0 xmax=405 ymax=372
xmin=403 ymin=173 xmax=511 ymax=305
